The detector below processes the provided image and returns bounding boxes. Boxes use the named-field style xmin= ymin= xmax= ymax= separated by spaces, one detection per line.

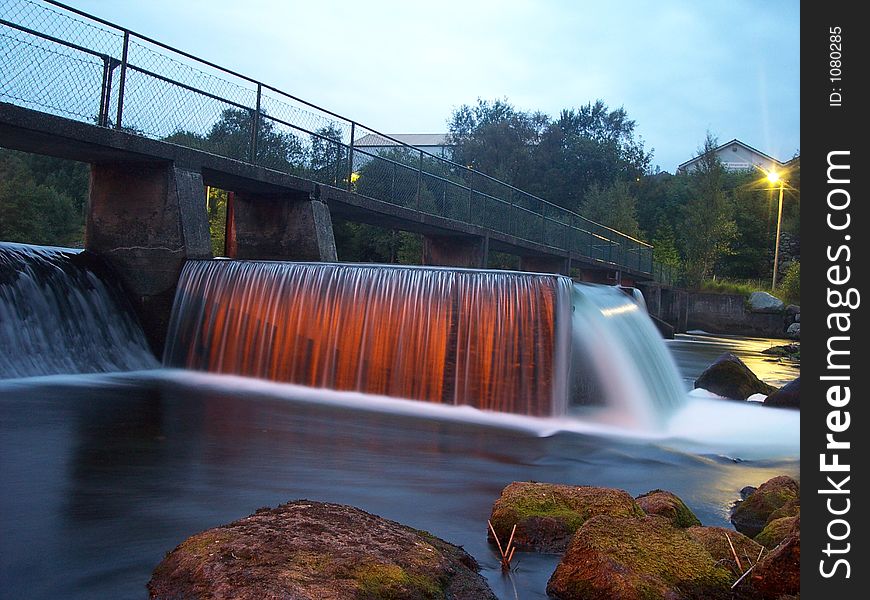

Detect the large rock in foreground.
xmin=685 ymin=526 xmax=762 ymax=575
xmin=695 ymin=353 xmax=777 ymax=400
xmin=148 ymin=501 xmax=496 ymax=600
xmin=636 ymin=490 xmax=701 ymax=528
xmin=488 ymin=482 xmax=644 ymax=552
xmin=547 ymin=515 xmax=733 ymax=600
xmin=751 ymin=517 xmax=800 ymax=598
xmin=731 ymin=476 xmax=800 ymax=538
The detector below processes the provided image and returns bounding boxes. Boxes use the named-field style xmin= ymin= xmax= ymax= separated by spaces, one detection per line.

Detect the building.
xmin=677 ymin=139 xmax=786 ymax=174
xmin=353 ymin=133 xmax=453 ymax=160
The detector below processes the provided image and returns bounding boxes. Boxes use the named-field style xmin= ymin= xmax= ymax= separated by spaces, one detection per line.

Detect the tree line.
xmin=1 ymin=100 xmax=799 ymax=293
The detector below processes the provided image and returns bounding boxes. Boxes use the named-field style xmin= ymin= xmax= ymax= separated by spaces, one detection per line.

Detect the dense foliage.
xmin=2 ymin=103 xmax=799 ymax=290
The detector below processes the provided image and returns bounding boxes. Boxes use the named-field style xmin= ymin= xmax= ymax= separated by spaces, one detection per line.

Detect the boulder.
xmin=148 ymin=500 xmax=496 ymax=600
xmin=748 ymin=291 xmax=784 ymax=313
xmin=487 ymin=481 xmax=643 ymax=552
xmin=547 ymin=515 xmax=733 ymax=600
xmin=750 ymin=517 xmax=800 ymax=599
xmin=636 ymin=490 xmax=701 ymax=528
xmin=685 ymin=526 xmax=762 ymax=576
xmin=764 ymin=377 xmax=799 ymax=409
xmin=795 ymin=312 xmax=800 ymax=323
xmin=694 ymin=353 xmax=777 ymax=400
xmin=731 ymin=476 xmax=799 ymax=538
xmin=785 ymin=304 xmax=800 ymax=315
xmin=787 ymin=322 xmax=800 ymax=339
xmin=755 ymin=516 xmax=798 ymax=549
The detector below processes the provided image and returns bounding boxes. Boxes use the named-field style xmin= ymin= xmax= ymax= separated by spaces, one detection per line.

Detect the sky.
xmin=68 ymin=0 xmax=800 ymax=173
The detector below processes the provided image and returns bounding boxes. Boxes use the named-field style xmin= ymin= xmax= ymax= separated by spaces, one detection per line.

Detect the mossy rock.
xmin=547 ymin=515 xmax=734 ymax=600
xmin=694 ymin=353 xmax=777 ymax=400
xmin=731 ymin=476 xmax=799 ymax=538
xmin=750 ymin=517 xmax=800 ymax=599
xmin=768 ymin=497 xmax=800 ymax=522
xmin=148 ymin=500 xmax=496 ymax=600
xmin=488 ymin=481 xmax=644 ymax=552
xmin=686 ymin=526 xmax=762 ymax=576
xmin=636 ymin=490 xmax=701 ymax=528
xmin=755 ymin=516 xmax=798 ymax=549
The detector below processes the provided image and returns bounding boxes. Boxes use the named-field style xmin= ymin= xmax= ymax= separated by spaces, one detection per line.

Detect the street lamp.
xmin=766 ymin=170 xmax=786 ymax=290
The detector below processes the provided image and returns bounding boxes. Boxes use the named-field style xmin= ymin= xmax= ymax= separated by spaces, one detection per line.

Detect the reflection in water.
xmin=668 ymin=332 xmax=799 ymax=388
xmin=0 ymin=371 xmax=798 ymax=600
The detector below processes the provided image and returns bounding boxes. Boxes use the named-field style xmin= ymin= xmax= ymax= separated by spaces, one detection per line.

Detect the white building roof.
xmin=354 ymin=133 xmax=451 ymax=148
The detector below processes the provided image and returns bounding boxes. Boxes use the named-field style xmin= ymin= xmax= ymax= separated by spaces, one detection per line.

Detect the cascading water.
xmin=164 ymin=259 xmax=685 ymax=424
xmin=570 ymin=283 xmax=685 ymax=426
xmin=164 ymin=261 xmax=573 ymax=416
xmin=0 ymin=242 xmax=158 ymax=378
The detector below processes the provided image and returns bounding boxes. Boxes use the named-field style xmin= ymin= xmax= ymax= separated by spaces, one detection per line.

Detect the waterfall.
xmin=570 ymin=283 xmax=685 ymax=426
xmin=165 ymin=260 xmax=685 ymax=422
xmin=0 ymin=243 xmax=158 ymax=378
xmin=165 ymin=261 xmax=573 ymax=416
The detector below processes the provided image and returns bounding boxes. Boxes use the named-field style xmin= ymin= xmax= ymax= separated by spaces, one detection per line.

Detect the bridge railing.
xmin=1 ymin=0 xmax=665 ymax=279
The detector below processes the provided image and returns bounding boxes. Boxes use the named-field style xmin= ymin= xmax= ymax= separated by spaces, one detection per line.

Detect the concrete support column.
xmin=422 ymin=234 xmax=488 ymax=269
xmin=227 ymin=191 xmax=338 ymax=262
xmin=661 ymin=288 xmax=689 ymax=334
xmin=636 ymin=282 xmax=662 ymax=318
xmin=519 ymin=255 xmax=569 ymax=275
xmin=87 ymin=162 xmax=211 ymax=355
xmin=576 ymin=268 xmax=617 ymax=285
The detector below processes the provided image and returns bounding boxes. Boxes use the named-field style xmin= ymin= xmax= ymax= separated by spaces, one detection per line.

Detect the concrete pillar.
xmin=661 ymin=288 xmax=689 ymax=334
xmin=422 ymin=234 xmax=488 ymax=269
xmin=636 ymin=282 xmax=662 ymax=318
xmin=576 ymin=268 xmax=616 ymax=285
xmin=227 ymin=191 xmax=337 ymax=262
xmin=519 ymin=255 xmax=569 ymax=275
xmin=87 ymin=162 xmax=211 ymax=355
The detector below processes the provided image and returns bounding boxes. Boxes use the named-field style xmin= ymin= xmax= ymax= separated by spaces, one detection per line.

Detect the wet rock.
xmin=636 ymin=490 xmax=701 ymax=528
xmin=694 ymin=353 xmax=777 ymax=400
xmin=785 ymin=304 xmax=800 ymax=315
xmin=764 ymin=377 xmax=799 ymax=409
xmin=760 ymin=343 xmax=799 ymax=357
xmin=731 ymin=476 xmax=799 ymax=538
xmin=685 ymin=526 xmax=762 ymax=576
xmin=750 ymin=517 xmax=800 ymax=599
xmin=739 ymin=486 xmax=757 ymax=500
xmin=755 ymin=516 xmax=798 ymax=549
xmin=487 ymin=481 xmax=644 ymax=552
xmin=547 ymin=515 xmax=733 ymax=600
xmin=786 ymin=322 xmax=800 ymax=339
xmin=148 ymin=500 xmax=496 ymax=600
xmin=748 ymin=292 xmax=784 ymax=313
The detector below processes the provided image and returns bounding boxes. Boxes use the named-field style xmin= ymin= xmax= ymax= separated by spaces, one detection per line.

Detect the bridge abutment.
xmin=87 ymin=162 xmax=212 ymax=355
xmin=226 ymin=191 xmax=338 ymax=262
xmin=422 ymin=234 xmax=488 ymax=269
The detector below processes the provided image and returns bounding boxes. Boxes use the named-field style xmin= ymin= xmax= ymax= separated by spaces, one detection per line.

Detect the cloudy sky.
xmin=69 ymin=0 xmax=799 ymax=173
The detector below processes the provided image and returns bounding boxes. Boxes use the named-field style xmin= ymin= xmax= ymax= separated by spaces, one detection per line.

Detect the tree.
xmin=309 ymin=124 xmax=347 ymax=186
xmin=530 ymin=101 xmax=652 ymax=211
xmin=448 ymin=98 xmax=548 ymax=188
xmin=0 ymin=149 xmax=83 ymax=246
xmin=679 ymin=134 xmax=738 ymax=286
xmin=580 ymin=180 xmax=641 ymax=237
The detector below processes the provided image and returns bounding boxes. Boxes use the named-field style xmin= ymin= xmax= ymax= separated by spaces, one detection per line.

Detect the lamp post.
xmin=767 ymin=170 xmax=785 ymax=290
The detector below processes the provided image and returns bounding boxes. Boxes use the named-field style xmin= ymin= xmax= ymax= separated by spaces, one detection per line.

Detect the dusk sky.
xmin=69 ymin=0 xmax=800 ymax=173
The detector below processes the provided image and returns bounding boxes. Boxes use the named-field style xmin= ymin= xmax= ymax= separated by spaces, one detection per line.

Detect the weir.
xmin=0 ymin=243 xmax=158 ymax=378
xmin=163 ymin=260 xmax=685 ymax=422
xmin=164 ymin=261 xmax=573 ymax=416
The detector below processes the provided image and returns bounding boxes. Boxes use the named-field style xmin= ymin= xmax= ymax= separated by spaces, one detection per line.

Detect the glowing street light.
xmin=765 ymin=169 xmax=786 ymax=290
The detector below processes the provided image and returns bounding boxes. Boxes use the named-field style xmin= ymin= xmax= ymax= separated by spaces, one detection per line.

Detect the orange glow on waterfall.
xmin=164 ymin=262 xmax=569 ymax=416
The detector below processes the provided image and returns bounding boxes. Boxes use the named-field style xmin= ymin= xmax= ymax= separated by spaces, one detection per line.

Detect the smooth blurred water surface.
xmin=0 ymin=334 xmax=798 ymax=600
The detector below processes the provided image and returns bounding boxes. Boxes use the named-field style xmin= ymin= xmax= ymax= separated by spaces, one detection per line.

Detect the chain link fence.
xmin=2 ymin=0 xmax=668 ymax=280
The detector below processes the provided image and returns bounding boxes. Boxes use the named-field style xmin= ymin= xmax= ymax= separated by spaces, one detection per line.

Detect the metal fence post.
xmin=114 ymin=31 xmax=129 ymax=129
xmin=249 ymin=83 xmax=261 ymax=163
xmin=346 ymin=122 xmax=355 ymax=191
xmin=416 ymin=149 xmax=423 ymax=211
